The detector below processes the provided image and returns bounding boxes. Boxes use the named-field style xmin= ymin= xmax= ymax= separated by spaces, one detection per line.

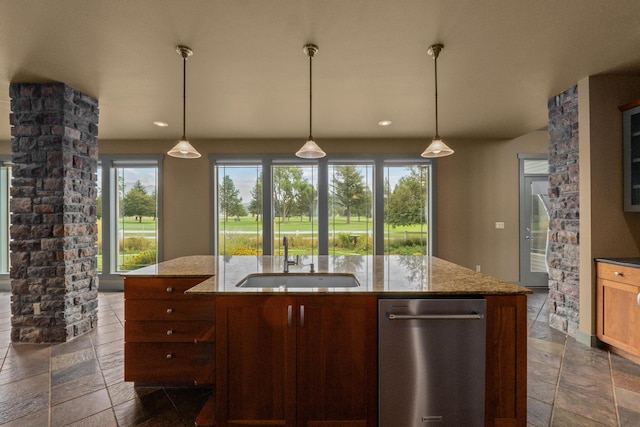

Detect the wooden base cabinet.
xmin=485 ymin=295 xmax=528 ymax=427
xmin=215 ymin=295 xmax=377 ymax=427
xmin=124 ymin=276 xmax=215 ymax=385
xmin=597 ymin=262 xmax=640 ymax=359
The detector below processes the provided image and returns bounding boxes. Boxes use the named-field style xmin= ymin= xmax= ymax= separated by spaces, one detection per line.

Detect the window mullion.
xmin=262 ymin=159 xmax=273 ymax=255
xmin=374 ymin=159 xmax=385 ymax=255
xmin=317 ymin=158 xmax=328 ymax=255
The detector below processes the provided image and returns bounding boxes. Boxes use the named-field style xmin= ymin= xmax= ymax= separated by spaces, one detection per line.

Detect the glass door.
xmin=519 ymin=157 xmax=549 ymax=287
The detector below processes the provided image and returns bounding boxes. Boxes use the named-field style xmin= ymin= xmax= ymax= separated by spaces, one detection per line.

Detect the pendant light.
xmin=421 ymin=44 xmax=454 ymax=158
xmin=296 ymin=44 xmax=326 ymax=159
xmin=168 ymin=45 xmax=201 ymax=159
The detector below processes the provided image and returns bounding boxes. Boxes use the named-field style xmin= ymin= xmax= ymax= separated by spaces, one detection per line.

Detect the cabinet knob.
xmin=166 ymin=308 xmax=173 ymax=314
xmin=166 ymin=287 xmax=173 ymax=293
xmin=614 ymin=271 xmax=623 ymax=277
xmin=166 ymin=353 xmax=173 ymax=360
xmin=166 ymin=330 xmax=173 ymax=336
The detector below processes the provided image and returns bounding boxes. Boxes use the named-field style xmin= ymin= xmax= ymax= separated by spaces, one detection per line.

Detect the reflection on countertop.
xmin=122 ymin=255 xmax=531 ymax=295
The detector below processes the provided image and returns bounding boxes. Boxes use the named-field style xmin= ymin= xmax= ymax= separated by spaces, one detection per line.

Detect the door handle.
xmin=388 ymin=313 xmax=485 ymax=320
xmin=287 ymin=305 xmax=292 ymax=327
xmin=300 ymin=305 xmax=305 ymax=328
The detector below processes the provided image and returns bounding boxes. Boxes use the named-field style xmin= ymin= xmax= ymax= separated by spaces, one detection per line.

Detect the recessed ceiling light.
xmin=378 ymin=120 xmax=392 ymax=126
xmin=153 ymin=121 xmax=169 ymax=127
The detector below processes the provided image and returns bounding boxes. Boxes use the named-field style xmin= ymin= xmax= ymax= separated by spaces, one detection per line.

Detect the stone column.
xmin=547 ymin=85 xmax=580 ymax=336
xmin=10 ymin=82 xmax=99 ymax=343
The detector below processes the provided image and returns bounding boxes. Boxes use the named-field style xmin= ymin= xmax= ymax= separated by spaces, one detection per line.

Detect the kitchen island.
xmin=122 ymin=255 xmax=531 ymax=427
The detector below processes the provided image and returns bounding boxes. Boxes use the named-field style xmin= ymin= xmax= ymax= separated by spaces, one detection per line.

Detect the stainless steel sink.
xmin=236 ymin=272 xmax=360 ymax=288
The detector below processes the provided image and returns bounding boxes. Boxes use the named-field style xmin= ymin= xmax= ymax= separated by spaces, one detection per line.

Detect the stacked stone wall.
xmin=9 ymin=82 xmax=99 ymax=343
xmin=547 ymin=85 xmax=580 ymax=335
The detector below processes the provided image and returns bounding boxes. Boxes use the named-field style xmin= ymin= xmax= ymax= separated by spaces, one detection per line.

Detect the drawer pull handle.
xmin=166 ymin=330 xmax=173 ymax=336
xmin=614 ymin=271 xmax=623 ymax=277
xmin=166 ymin=308 xmax=173 ymax=314
xmin=166 ymin=353 xmax=173 ymax=360
xmin=166 ymin=287 xmax=173 ymax=293
xmin=637 ymin=293 xmax=640 ymax=307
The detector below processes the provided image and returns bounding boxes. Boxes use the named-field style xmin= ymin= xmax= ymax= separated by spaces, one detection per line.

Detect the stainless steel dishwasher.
xmin=378 ymin=298 xmax=486 ymax=426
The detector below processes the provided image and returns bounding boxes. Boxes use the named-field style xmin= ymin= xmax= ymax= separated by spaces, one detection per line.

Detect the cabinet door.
xmin=215 ymin=296 xmax=297 ymax=427
xmin=296 ymin=296 xmax=377 ymax=427
xmin=597 ymin=278 xmax=640 ymax=355
xmin=484 ymin=295 xmax=527 ymax=427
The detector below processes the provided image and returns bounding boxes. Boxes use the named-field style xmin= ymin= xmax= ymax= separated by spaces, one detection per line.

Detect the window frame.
xmin=98 ymin=154 xmax=164 ymax=283
xmin=0 ymin=156 xmax=10 ymax=283
xmin=211 ymin=154 xmax=434 ymax=257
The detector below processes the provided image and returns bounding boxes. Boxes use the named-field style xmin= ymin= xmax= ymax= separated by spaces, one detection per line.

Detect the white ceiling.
xmin=1 ymin=0 xmax=639 ymax=143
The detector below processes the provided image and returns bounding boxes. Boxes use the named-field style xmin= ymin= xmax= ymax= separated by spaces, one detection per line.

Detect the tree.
xmin=273 ymin=167 xmax=306 ymax=222
xmin=219 ymin=175 xmax=246 ymax=221
xmin=353 ymin=187 xmax=372 ymax=221
xmin=331 ymin=166 xmax=366 ymax=224
xmin=248 ymin=172 xmax=263 ymax=221
xmin=385 ymin=167 xmax=427 ymax=227
xmin=123 ymin=180 xmax=156 ymax=222
xmin=294 ymin=180 xmax=314 ymax=221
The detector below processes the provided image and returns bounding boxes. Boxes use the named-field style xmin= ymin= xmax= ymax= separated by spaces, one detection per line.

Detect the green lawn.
xmin=218 ymin=215 xmax=427 ymax=256
xmin=96 ymin=215 xmax=427 ymax=270
xmin=220 ymin=215 xmax=425 ymax=234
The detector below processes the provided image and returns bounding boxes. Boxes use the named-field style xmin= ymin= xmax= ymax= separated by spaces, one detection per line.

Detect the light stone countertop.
xmin=123 ymin=255 xmax=531 ymax=295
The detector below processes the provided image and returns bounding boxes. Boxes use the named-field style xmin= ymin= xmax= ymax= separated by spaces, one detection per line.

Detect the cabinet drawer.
xmin=125 ymin=321 xmax=215 ymax=343
xmin=125 ymin=342 xmax=215 ymax=385
xmin=124 ymin=277 xmax=211 ymax=299
xmin=125 ymin=299 xmax=215 ymax=321
xmin=596 ymin=262 xmax=640 ymax=286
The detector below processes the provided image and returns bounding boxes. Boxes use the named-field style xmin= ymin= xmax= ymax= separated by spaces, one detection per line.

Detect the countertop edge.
xmin=595 ymin=257 xmax=640 ymax=268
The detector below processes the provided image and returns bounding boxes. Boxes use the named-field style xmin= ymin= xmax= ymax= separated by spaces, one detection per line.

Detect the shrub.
xmin=121 ymin=236 xmax=154 ymax=252
xmin=123 ymin=250 xmax=157 ymax=270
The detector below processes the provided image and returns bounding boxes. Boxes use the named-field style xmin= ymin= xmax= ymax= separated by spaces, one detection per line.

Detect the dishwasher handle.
xmin=388 ymin=312 xmax=485 ymax=320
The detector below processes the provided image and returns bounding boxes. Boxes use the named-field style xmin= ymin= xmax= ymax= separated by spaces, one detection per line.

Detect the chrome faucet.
xmin=283 ymin=236 xmax=298 ymax=273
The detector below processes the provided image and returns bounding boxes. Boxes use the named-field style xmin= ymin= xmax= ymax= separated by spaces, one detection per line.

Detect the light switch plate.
xmin=495 ymin=222 xmax=505 ymax=229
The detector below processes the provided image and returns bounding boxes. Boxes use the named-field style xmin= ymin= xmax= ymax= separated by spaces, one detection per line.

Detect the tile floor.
xmin=0 ymin=290 xmax=638 ymax=426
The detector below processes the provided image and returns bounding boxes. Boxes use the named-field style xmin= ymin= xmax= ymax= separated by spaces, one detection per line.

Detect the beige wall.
xmin=578 ymin=74 xmax=640 ymax=339
xmin=436 ymin=131 xmax=549 ymax=281
xmin=99 ymin=138 xmax=431 ymax=260
xmin=2 ymin=134 xmax=547 ymax=284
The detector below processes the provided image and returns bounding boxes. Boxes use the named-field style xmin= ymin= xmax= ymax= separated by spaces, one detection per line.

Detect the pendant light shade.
xmin=168 ymin=45 xmax=201 ymax=159
xmin=421 ymin=44 xmax=454 ymax=158
xmin=296 ymin=44 xmax=326 ymax=159
xmin=296 ymin=139 xmax=326 ymax=159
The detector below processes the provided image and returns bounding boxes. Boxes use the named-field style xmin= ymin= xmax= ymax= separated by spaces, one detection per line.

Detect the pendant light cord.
xmin=308 ymin=53 xmax=313 ymax=141
xmin=433 ymin=52 xmax=439 ymax=139
xmin=182 ymin=54 xmax=187 ymax=140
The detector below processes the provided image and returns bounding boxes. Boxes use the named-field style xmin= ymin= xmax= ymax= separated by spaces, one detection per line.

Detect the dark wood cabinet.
xmin=215 ymin=295 xmax=377 ymax=427
xmin=484 ymin=294 xmax=528 ymax=427
xmin=124 ymin=276 xmax=215 ymax=385
xmin=597 ymin=261 xmax=640 ymax=361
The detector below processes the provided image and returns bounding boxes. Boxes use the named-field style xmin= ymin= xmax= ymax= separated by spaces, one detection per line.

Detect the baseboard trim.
xmin=575 ymin=329 xmax=598 ymax=347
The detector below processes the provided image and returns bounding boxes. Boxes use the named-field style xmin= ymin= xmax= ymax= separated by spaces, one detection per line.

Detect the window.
xmin=272 ymin=163 xmax=318 ymax=257
xmin=0 ymin=158 xmax=10 ymax=275
xmin=98 ymin=156 xmax=162 ymax=277
xmin=383 ymin=163 xmax=430 ymax=255
xmin=329 ymin=162 xmax=373 ymax=255
xmin=216 ymin=162 xmax=263 ymax=256
xmin=213 ymin=156 xmax=432 ymax=257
